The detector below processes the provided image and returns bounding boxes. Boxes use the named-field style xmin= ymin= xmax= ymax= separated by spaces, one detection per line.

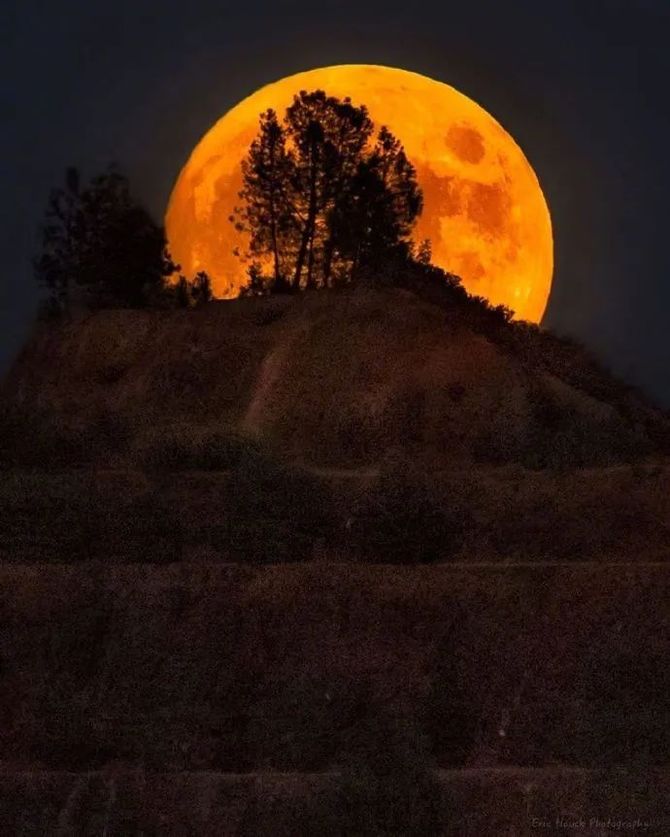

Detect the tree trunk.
xmin=293 ymin=140 xmax=319 ymax=290
xmin=267 ymin=132 xmax=283 ymax=289
xmin=322 ymin=236 xmax=335 ymax=287
xmin=293 ymin=217 xmax=310 ymax=290
xmin=269 ymin=191 xmax=281 ymax=289
xmin=306 ymin=219 xmax=317 ymax=288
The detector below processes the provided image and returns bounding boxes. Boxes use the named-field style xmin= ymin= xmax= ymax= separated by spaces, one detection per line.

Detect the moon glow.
xmin=166 ymin=65 xmax=553 ymax=322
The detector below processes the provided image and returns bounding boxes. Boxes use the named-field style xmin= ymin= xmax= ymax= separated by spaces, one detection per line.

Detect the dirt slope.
xmin=1 ymin=562 xmax=669 ymax=773
xmin=4 ymin=288 xmax=665 ymax=468
xmin=2 ymin=287 xmax=670 ymax=833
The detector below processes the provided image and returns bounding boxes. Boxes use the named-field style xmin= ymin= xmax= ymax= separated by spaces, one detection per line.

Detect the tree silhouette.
xmin=35 ymin=165 xmax=176 ymax=310
xmin=239 ymin=263 xmax=270 ymax=297
xmin=415 ymin=239 xmax=432 ymax=266
xmin=191 ymin=271 xmax=213 ymax=306
xmin=175 ymin=275 xmax=192 ymax=308
xmin=233 ymin=110 xmax=294 ymax=291
xmin=173 ymin=271 xmax=213 ymax=308
xmin=329 ymin=127 xmax=423 ymax=279
xmin=234 ymin=90 xmax=423 ymax=292
xmin=285 ymin=91 xmax=375 ymax=289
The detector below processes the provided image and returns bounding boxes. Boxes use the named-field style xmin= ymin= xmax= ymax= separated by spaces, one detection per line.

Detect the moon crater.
xmin=446 ymin=124 xmax=486 ymax=165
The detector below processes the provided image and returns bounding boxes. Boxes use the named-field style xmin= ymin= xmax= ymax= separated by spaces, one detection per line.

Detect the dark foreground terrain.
xmin=1 ymin=288 xmax=669 ymax=834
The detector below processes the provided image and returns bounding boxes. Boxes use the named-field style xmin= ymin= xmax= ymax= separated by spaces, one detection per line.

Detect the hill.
xmin=1 ymin=562 xmax=669 ymax=833
xmin=2 ymin=286 xmax=668 ymax=470
xmin=1 ymin=285 xmax=670 ymax=834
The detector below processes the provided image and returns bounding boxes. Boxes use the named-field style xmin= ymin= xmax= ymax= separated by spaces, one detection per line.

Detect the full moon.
xmin=166 ymin=65 xmax=553 ymax=322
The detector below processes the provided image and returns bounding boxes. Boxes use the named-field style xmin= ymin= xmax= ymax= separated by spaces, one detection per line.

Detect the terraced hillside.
xmin=1 ymin=288 xmax=669 ymax=834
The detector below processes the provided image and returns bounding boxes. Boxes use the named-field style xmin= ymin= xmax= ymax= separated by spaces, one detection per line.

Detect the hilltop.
xmin=3 ymin=286 xmax=667 ymax=471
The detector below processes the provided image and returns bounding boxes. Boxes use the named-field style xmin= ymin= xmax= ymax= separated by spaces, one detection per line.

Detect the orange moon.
xmin=166 ymin=65 xmax=553 ymax=322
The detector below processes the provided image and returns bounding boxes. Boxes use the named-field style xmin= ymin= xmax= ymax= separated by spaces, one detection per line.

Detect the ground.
xmin=1 ymin=286 xmax=669 ymax=834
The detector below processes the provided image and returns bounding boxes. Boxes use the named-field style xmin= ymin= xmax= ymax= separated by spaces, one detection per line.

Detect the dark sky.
xmin=3 ymin=0 xmax=669 ymax=404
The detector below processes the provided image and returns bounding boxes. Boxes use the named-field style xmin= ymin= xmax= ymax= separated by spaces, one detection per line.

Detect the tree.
xmin=239 ymin=263 xmax=271 ymax=297
xmin=175 ymin=276 xmax=192 ymax=308
xmin=359 ymin=126 xmax=422 ymax=261
xmin=191 ymin=271 xmax=213 ymax=306
xmin=328 ymin=128 xmax=422 ymax=279
xmin=284 ymin=91 xmax=375 ymax=288
xmin=35 ymin=165 xmax=176 ymax=309
xmin=234 ymin=90 xmax=423 ymax=292
xmin=415 ymin=239 xmax=432 ymax=266
xmin=232 ymin=110 xmax=294 ymax=291
xmin=173 ymin=271 xmax=213 ymax=308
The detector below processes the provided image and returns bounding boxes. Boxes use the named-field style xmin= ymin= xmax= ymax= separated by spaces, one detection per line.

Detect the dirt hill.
xmin=3 ymin=287 xmax=667 ymax=470
xmin=2 ymin=286 xmax=670 ymax=834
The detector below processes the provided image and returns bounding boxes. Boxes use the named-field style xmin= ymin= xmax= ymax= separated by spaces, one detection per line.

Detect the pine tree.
xmin=234 ymin=91 xmax=423 ymax=293
xmin=329 ymin=126 xmax=423 ymax=278
xmin=35 ymin=166 xmax=175 ymax=309
xmin=175 ymin=275 xmax=192 ymax=308
xmin=284 ymin=91 xmax=374 ymax=289
xmin=191 ymin=271 xmax=213 ymax=306
xmin=34 ymin=166 xmax=82 ymax=310
xmin=232 ymin=109 xmax=294 ymax=291
xmin=372 ymin=126 xmax=423 ymax=244
xmin=415 ymin=239 xmax=432 ymax=266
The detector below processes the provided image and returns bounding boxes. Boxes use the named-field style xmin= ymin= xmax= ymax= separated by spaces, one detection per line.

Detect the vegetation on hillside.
xmin=34 ymin=166 xmax=212 ymax=314
xmin=3 ymin=560 xmax=669 ymax=778
xmin=17 ymin=91 xmax=670 ymax=834
xmin=2 ymin=447 xmax=669 ymax=567
xmin=31 ymin=90 xmax=664 ymax=457
xmin=22 ymin=91 xmax=670 ymax=539
xmin=35 ymin=166 xmax=173 ymax=311
xmin=348 ymin=455 xmax=467 ymax=563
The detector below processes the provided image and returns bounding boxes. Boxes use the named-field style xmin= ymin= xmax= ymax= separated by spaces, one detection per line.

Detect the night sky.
xmin=3 ymin=0 xmax=669 ymax=404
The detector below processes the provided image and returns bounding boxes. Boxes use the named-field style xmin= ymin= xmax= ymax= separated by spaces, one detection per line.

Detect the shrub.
xmin=103 ymin=490 xmax=185 ymax=563
xmin=471 ymin=411 xmax=523 ymax=466
xmin=243 ymin=296 xmax=289 ymax=326
xmin=133 ymin=424 xmax=262 ymax=471
xmin=330 ymin=404 xmax=386 ymax=465
xmin=0 ymin=403 xmax=129 ymax=470
xmin=521 ymin=390 xmax=651 ymax=470
xmin=472 ymin=387 xmax=652 ymax=470
xmin=350 ymin=457 xmax=465 ymax=563
xmin=220 ymin=451 xmax=336 ymax=562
